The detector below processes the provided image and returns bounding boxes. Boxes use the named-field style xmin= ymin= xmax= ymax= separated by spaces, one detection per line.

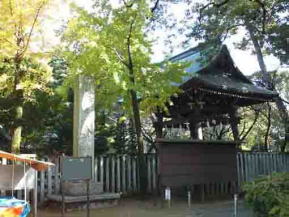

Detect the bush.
xmin=243 ymin=172 xmax=289 ymax=217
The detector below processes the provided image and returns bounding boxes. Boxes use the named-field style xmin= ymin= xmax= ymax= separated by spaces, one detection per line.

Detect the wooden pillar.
xmin=229 ymin=107 xmax=240 ymax=142
xmin=189 ymin=120 xmax=199 ymax=139
xmin=154 ymin=110 xmax=164 ymax=138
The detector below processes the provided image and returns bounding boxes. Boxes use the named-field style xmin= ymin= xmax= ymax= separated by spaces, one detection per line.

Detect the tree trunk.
xmin=129 ymin=89 xmax=144 ymax=154
xmin=11 ymin=105 xmax=23 ymax=154
xmin=129 ymin=88 xmax=147 ymax=194
xmin=264 ymin=103 xmax=271 ymax=151
xmin=126 ymin=19 xmax=147 ymax=193
xmin=246 ymin=22 xmax=289 ymax=152
xmin=11 ymin=57 xmax=23 ymax=154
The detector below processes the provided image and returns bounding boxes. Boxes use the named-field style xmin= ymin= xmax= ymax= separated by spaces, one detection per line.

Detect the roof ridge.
xmin=169 ymin=43 xmax=223 ymax=62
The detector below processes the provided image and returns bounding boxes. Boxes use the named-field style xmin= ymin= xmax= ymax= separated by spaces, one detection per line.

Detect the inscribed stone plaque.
xmin=61 ymin=157 xmax=92 ymax=181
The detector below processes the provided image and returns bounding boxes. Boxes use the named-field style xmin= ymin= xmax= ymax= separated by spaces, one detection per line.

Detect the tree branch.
xmin=199 ymin=0 xmax=230 ymax=23
xmin=112 ymin=48 xmax=129 ymax=68
xmin=126 ymin=17 xmax=136 ymax=71
xmin=151 ymin=0 xmax=160 ymax=14
xmin=122 ymin=0 xmax=134 ymax=8
xmin=253 ymin=0 xmax=267 ymax=33
xmin=21 ymin=1 xmax=46 ymax=58
xmin=240 ymin=108 xmax=260 ymax=141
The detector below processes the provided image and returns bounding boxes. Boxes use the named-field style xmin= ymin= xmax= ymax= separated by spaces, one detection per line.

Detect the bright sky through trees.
xmin=42 ymin=0 xmax=281 ymax=75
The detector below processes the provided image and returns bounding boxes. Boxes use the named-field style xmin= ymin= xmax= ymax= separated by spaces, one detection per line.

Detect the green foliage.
xmin=112 ymin=119 xmax=137 ymax=154
xmin=243 ymin=172 xmax=289 ymax=217
xmin=190 ymin=0 xmax=289 ymax=58
xmin=240 ymin=70 xmax=289 ymax=151
xmin=61 ymin=0 xmax=186 ymax=116
xmin=0 ymin=58 xmax=51 ymax=100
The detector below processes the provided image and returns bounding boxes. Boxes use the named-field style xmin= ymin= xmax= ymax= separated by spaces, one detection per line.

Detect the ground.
xmin=38 ymin=198 xmax=254 ymax=217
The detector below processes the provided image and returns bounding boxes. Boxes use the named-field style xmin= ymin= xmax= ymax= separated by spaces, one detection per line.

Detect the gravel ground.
xmin=37 ymin=198 xmax=254 ymax=217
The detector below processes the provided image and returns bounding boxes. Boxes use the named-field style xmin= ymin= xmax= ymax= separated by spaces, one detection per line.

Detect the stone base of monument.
xmin=47 ymin=181 xmax=121 ymax=211
xmin=47 ymin=192 xmax=121 ymax=211
xmin=63 ymin=181 xmax=103 ymax=196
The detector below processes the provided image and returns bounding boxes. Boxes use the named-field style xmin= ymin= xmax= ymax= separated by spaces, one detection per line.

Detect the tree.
xmin=61 ymin=0 xmax=185 ymax=153
xmin=61 ymin=0 xmax=186 ymax=192
xmin=0 ymin=0 xmax=51 ymax=153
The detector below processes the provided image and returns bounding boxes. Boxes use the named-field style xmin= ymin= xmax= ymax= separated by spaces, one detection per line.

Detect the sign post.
xmin=60 ymin=156 xmax=92 ymax=217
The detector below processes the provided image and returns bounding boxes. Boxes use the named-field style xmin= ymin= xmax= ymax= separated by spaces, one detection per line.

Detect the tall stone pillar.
xmin=68 ymin=75 xmax=104 ymax=194
xmin=73 ymin=75 xmax=95 ymax=161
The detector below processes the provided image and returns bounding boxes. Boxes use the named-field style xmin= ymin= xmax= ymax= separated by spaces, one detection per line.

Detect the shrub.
xmin=243 ymin=172 xmax=289 ymax=217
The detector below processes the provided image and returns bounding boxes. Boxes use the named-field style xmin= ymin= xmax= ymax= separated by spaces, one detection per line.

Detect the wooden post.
xmin=40 ymin=170 xmax=45 ymax=203
xmin=87 ymin=180 xmax=90 ymax=217
xmin=111 ymin=156 xmax=115 ymax=193
xmin=189 ymin=120 xmax=199 ymax=139
xmin=61 ymin=180 xmax=65 ymax=217
xmin=33 ymin=170 xmax=37 ymax=217
xmin=165 ymin=187 xmax=171 ymax=208
xmin=187 ymin=189 xmax=191 ymax=208
xmin=201 ymin=184 xmax=205 ymax=202
xmin=154 ymin=109 xmax=164 ymax=138
xmin=234 ymin=193 xmax=238 ymax=217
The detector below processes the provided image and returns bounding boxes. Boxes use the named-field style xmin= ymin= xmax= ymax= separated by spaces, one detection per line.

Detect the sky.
xmin=43 ymin=0 xmax=282 ymax=76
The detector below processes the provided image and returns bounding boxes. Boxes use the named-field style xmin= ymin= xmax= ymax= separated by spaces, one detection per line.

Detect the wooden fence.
xmin=37 ymin=154 xmax=158 ymax=202
xmin=1 ymin=152 xmax=289 ymax=202
xmin=237 ymin=152 xmax=289 ymax=184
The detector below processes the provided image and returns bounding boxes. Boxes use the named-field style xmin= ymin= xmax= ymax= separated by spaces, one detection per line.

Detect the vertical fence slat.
xmin=236 ymin=153 xmax=241 ymax=188
xmin=127 ymin=156 xmax=132 ymax=192
xmin=132 ymin=156 xmax=137 ymax=192
xmin=105 ymin=156 xmax=110 ymax=192
xmin=245 ymin=153 xmax=250 ymax=182
xmin=254 ymin=153 xmax=258 ymax=179
xmin=147 ymin=155 xmax=151 ymax=192
xmin=94 ymin=157 xmax=98 ymax=183
xmin=282 ymin=154 xmax=286 ymax=172
xmin=40 ymin=170 xmax=45 ymax=203
xmin=47 ymin=166 xmax=52 ymax=196
xmin=54 ymin=163 xmax=60 ymax=194
xmin=117 ymin=156 xmax=121 ymax=192
xmin=1 ymin=158 xmax=7 ymax=196
xmin=270 ymin=153 xmax=274 ymax=174
xmin=122 ymin=155 xmax=126 ymax=193
xmin=152 ymin=155 xmax=157 ymax=191
xmin=111 ymin=156 xmax=115 ymax=193
xmin=100 ymin=156 xmax=104 ymax=192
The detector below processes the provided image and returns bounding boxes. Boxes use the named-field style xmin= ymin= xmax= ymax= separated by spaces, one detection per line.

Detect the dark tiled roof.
xmin=169 ymin=45 xmax=278 ymax=100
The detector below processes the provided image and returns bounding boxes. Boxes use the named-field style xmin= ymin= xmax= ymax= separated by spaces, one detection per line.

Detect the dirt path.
xmin=38 ymin=199 xmax=254 ymax=217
